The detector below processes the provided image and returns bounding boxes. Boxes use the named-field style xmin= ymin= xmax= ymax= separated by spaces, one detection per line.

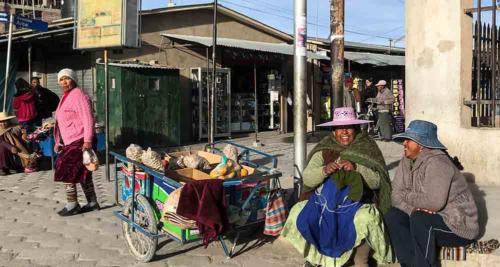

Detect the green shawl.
xmin=306 ymin=132 xmax=392 ymax=214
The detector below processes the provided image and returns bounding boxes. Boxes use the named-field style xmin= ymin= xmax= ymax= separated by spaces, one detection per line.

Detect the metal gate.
xmin=466 ymin=1 xmax=500 ymax=127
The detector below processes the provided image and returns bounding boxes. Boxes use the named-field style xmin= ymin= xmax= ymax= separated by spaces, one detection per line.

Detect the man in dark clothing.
xmin=360 ymin=78 xmax=378 ymax=113
xmin=31 ymin=77 xmax=59 ymax=125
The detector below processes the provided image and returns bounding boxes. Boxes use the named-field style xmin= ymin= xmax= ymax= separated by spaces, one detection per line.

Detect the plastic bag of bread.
xmin=125 ymin=144 xmax=143 ymax=162
xmin=83 ymin=149 xmax=99 ymax=172
xmin=182 ymin=154 xmax=211 ymax=171
xmin=223 ymin=144 xmax=239 ymax=162
xmin=141 ymin=148 xmax=163 ymax=171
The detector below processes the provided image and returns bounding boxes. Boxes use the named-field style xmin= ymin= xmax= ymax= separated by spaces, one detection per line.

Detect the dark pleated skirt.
xmin=54 ymin=139 xmax=91 ymax=184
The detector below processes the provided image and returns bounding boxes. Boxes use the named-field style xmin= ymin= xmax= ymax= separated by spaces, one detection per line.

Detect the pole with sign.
xmin=2 ymin=13 xmax=13 ymax=112
xmin=74 ymin=0 xmax=141 ymax=184
xmin=1 ymin=13 xmax=48 ymax=112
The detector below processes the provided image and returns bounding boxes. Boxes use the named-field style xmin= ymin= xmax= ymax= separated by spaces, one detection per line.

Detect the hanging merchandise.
xmin=392 ymin=79 xmax=405 ymax=133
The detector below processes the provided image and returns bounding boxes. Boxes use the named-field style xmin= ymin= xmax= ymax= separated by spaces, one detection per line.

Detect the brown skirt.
xmin=54 ymin=139 xmax=91 ymax=184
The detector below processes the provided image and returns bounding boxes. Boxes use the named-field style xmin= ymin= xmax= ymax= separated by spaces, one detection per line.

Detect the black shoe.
xmin=80 ymin=203 xmax=100 ymax=213
xmin=57 ymin=204 xmax=81 ymax=216
xmin=0 ymin=168 xmax=8 ymax=176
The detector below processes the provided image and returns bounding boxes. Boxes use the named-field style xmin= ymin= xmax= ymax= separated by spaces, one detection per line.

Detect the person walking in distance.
xmin=374 ymin=80 xmax=394 ymax=141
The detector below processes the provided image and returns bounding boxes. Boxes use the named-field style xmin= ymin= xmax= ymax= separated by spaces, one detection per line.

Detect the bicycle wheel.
xmin=122 ymin=194 xmax=158 ymax=262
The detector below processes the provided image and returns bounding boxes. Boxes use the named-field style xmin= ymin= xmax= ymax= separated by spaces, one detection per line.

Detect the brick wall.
xmin=41 ymin=9 xmax=61 ymax=22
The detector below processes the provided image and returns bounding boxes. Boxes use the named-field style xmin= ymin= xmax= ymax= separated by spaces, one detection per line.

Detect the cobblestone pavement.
xmin=0 ymin=132 xmax=405 ymax=267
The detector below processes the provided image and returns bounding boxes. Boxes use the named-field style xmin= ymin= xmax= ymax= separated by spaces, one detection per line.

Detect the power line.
xmin=219 ymin=0 xmax=400 ymax=40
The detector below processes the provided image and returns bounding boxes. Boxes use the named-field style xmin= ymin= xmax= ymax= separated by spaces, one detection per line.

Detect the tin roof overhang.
xmin=162 ymin=33 xmax=329 ymax=60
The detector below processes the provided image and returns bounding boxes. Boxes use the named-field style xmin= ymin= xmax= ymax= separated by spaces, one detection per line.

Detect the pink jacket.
xmin=54 ymin=87 xmax=94 ymax=146
xmin=13 ymin=91 xmax=37 ymax=122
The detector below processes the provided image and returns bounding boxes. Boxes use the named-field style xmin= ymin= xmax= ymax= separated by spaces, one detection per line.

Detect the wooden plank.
xmin=465 ymin=6 xmax=500 ymax=15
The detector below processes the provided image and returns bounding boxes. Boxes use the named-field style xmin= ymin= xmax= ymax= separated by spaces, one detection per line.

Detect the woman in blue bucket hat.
xmin=385 ymin=120 xmax=479 ymax=267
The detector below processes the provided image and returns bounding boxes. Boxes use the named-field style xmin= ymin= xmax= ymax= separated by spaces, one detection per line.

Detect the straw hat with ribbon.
xmin=0 ymin=112 xmax=16 ymax=122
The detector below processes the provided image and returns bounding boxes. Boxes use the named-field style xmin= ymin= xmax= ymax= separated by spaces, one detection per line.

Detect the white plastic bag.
xmin=83 ymin=149 xmax=99 ymax=172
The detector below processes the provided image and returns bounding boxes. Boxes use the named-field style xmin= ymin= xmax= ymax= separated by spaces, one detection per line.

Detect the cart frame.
xmin=112 ymin=141 xmax=283 ymax=262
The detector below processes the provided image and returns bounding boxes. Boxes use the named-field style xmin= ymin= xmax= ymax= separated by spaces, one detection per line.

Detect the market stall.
xmin=111 ymin=141 xmax=284 ymax=262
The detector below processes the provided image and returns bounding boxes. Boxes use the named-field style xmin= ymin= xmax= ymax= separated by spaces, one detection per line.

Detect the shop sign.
xmin=74 ymin=0 xmax=140 ymax=49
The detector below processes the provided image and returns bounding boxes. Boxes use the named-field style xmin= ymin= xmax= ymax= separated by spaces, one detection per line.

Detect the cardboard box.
xmin=164 ymin=168 xmax=211 ymax=183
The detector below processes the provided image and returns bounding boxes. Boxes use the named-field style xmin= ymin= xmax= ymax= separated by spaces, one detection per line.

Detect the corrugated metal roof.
xmin=98 ymin=62 xmax=178 ymax=70
xmin=309 ymin=37 xmax=405 ymax=55
xmin=163 ymin=34 xmax=329 ymax=60
xmin=345 ymin=51 xmax=405 ymax=66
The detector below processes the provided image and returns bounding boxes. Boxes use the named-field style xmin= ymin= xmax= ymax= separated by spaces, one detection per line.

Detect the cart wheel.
xmin=122 ymin=195 xmax=158 ymax=262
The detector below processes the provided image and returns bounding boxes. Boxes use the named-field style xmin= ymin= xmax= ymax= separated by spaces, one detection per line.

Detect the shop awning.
xmin=344 ymin=51 xmax=405 ymax=66
xmin=97 ymin=62 xmax=178 ymax=70
xmin=162 ymin=33 xmax=329 ymax=60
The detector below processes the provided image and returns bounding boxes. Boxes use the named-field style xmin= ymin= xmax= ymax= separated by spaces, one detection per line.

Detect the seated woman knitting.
xmin=0 ymin=112 xmax=35 ymax=175
xmin=281 ymin=107 xmax=393 ymax=267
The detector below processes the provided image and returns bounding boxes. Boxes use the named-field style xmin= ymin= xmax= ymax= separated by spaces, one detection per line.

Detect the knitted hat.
xmin=57 ymin=68 xmax=77 ymax=84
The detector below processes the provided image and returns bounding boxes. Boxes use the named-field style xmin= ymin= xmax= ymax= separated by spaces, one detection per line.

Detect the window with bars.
xmin=466 ymin=3 xmax=500 ymax=128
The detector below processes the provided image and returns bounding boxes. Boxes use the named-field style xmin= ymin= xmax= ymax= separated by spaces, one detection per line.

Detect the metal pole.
xmin=28 ymin=45 xmax=32 ymax=82
xmin=330 ymin=0 xmax=344 ymax=113
xmin=293 ymin=0 xmax=307 ymax=203
xmin=253 ymin=63 xmax=260 ymax=146
xmin=210 ymin=0 xmax=218 ymax=147
xmin=476 ymin=0 xmax=482 ymax=127
xmin=3 ymin=13 xmax=14 ymax=112
xmin=32 ymin=0 xmax=36 ymax=18
xmin=492 ymin=0 xmax=497 ymax=127
xmin=104 ymin=49 xmax=110 ymax=182
xmin=311 ymin=59 xmax=316 ymax=136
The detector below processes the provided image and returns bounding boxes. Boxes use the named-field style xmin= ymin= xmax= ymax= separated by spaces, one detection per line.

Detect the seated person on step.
xmin=281 ymin=107 xmax=393 ymax=267
xmin=385 ymin=120 xmax=478 ymax=267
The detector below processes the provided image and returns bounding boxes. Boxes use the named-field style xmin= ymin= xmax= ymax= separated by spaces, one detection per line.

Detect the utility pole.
xmin=209 ymin=0 xmax=218 ymax=146
xmin=3 ymin=13 xmax=14 ymax=112
xmin=330 ymin=0 xmax=344 ymax=113
xmin=293 ymin=0 xmax=307 ymax=203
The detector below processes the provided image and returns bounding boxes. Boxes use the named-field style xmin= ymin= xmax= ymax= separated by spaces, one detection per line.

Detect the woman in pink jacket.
xmin=53 ymin=68 xmax=99 ymax=216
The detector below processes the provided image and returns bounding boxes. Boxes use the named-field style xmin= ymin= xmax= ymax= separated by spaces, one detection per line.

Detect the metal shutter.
xmin=46 ymin=67 xmax=94 ymax=98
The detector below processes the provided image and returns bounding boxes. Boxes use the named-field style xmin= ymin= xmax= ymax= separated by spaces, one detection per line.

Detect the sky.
xmin=141 ymin=0 xmax=406 ymax=47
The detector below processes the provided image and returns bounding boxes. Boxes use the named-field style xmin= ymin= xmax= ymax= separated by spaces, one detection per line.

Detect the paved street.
xmin=0 ymin=131 xmax=497 ymax=267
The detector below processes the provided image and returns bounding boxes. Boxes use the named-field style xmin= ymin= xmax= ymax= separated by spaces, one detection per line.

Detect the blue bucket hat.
xmin=393 ymin=120 xmax=446 ymax=149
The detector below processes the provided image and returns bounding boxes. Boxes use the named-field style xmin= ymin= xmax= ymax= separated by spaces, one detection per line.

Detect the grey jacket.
xmin=392 ymin=149 xmax=479 ymax=240
xmin=375 ymin=87 xmax=394 ymax=112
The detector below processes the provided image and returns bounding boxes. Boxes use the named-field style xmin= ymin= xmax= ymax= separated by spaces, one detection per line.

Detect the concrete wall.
xmin=406 ymin=0 xmax=500 ymax=185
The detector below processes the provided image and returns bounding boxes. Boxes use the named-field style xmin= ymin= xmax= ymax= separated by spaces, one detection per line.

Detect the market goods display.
xmin=222 ymin=144 xmax=239 ymax=162
xmin=126 ymin=144 xmax=143 ymax=162
xmin=209 ymin=155 xmax=245 ymax=179
xmin=141 ymin=148 xmax=163 ymax=171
